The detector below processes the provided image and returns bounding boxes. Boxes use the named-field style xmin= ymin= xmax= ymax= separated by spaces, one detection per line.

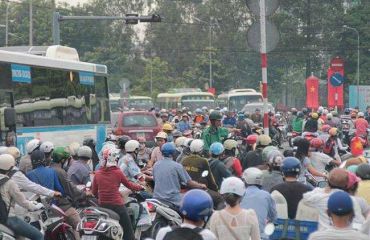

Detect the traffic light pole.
xmin=52 ymin=11 xmax=161 ymax=45
xmin=260 ymin=0 xmax=269 ymax=135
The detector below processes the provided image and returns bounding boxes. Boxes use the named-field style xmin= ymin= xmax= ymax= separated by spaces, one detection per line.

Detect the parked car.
xmin=113 ymin=111 xmax=161 ymax=147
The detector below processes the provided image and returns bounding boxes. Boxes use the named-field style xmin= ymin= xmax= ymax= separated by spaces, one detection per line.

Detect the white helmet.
xmin=220 ymin=177 xmax=245 ymax=196
xmin=326 ymin=113 xmax=333 ymax=120
xmin=40 ymin=141 xmax=54 ymax=154
xmin=0 ymin=154 xmax=16 ymax=171
xmin=190 ymin=139 xmax=204 ymax=153
xmin=242 ymin=167 xmax=263 ymax=186
xmin=67 ymin=142 xmax=81 ymax=157
xmin=7 ymin=147 xmax=21 ymax=159
xmin=125 ymin=140 xmax=140 ymax=152
xmin=77 ymin=146 xmax=92 ymax=159
xmin=0 ymin=146 xmax=8 ymax=155
xmin=358 ymin=112 xmax=365 ymax=117
xmin=182 ymin=138 xmax=193 ymax=148
xmin=155 ymin=131 xmax=168 ymax=140
xmin=103 ymin=147 xmax=120 ymax=167
xmin=175 ymin=136 xmax=187 ymax=148
xmin=267 ymin=150 xmax=284 ymax=167
xmin=318 ymin=106 xmax=324 ymax=113
xmin=26 ymin=139 xmax=41 ymax=154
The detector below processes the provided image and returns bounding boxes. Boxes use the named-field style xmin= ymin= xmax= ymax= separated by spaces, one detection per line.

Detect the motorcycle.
xmin=287 ymin=131 xmax=301 ymax=147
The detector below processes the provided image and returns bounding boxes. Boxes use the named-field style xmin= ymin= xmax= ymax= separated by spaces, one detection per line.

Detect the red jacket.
xmin=92 ymin=166 xmax=142 ymax=205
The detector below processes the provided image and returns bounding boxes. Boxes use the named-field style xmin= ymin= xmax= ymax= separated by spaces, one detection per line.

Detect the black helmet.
xmin=117 ymin=135 xmax=131 ymax=149
xmin=344 ymin=108 xmax=351 ymax=115
xmin=297 ymin=111 xmax=304 ymax=118
xmin=31 ymin=150 xmax=46 ymax=168
xmin=83 ymin=138 xmax=96 ymax=148
xmin=356 ymin=164 xmax=370 ymax=180
xmin=209 ymin=110 xmax=222 ymax=120
xmin=302 ymin=108 xmax=308 ymax=115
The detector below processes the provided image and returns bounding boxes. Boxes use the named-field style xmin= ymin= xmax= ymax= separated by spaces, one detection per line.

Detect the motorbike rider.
xmin=92 ymin=147 xmax=145 ymax=240
xmin=152 ymin=142 xmax=207 ymax=210
xmin=116 ymin=135 xmax=132 ymax=159
xmin=201 ymin=110 xmax=229 ymax=151
xmin=209 ymin=177 xmax=260 ymax=240
xmin=270 ymin=157 xmax=312 ymax=219
xmin=241 ymin=167 xmax=277 ymax=239
xmin=222 ymin=139 xmax=242 ymax=177
xmin=137 ymin=136 xmax=152 ymax=165
xmin=177 ymin=114 xmax=191 ymax=133
xmin=261 ymin=149 xmax=284 ymax=192
xmin=162 ymin=123 xmax=174 ymax=142
xmin=308 ymin=191 xmax=368 ymax=240
xmin=236 ymin=112 xmax=252 ymax=137
xmin=147 ymin=131 xmax=167 ymax=167
xmin=251 ymin=108 xmax=263 ymax=124
xmin=222 ymin=109 xmax=237 ymax=128
xmin=324 ymin=128 xmax=348 ymax=161
xmin=355 ymin=112 xmax=369 ymax=139
xmin=19 ymin=138 xmax=41 ymax=174
xmin=356 ymin=164 xmax=370 ymax=204
xmin=83 ymin=137 xmax=99 ymax=170
xmin=156 ymin=189 xmax=216 ymax=240
xmin=304 ymin=112 xmax=319 ymax=133
xmin=292 ymin=111 xmax=304 ymax=133
xmin=208 ymin=142 xmax=231 ymax=189
xmin=176 ymin=138 xmax=193 ymax=163
xmin=240 ymin=134 xmax=271 ymax=170
xmin=0 ymin=154 xmax=44 ymax=240
xmin=67 ymin=146 xmax=92 ymax=185
xmin=318 ymin=124 xmax=331 ymax=143
xmin=193 ymin=108 xmax=206 ymax=124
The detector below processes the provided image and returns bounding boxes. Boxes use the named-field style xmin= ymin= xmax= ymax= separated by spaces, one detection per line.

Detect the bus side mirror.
xmin=4 ymin=108 xmax=16 ymax=128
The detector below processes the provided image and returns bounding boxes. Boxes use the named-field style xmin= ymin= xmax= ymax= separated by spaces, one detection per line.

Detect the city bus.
xmin=157 ymin=89 xmax=216 ymax=111
xmin=217 ymin=88 xmax=263 ymax=112
xmin=0 ymin=45 xmax=110 ymax=154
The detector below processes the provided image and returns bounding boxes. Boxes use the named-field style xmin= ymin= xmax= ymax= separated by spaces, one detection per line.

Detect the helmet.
xmin=327 ymin=113 xmax=333 ymax=120
xmin=311 ymin=112 xmax=319 ymax=119
xmin=302 ymin=108 xmax=308 ymax=114
xmin=31 ymin=150 xmax=46 ymax=167
xmin=6 ymin=147 xmax=20 ymax=159
xmin=195 ymin=108 xmax=203 ymax=114
xmin=162 ymin=123 xmax=173 ymax=131
xmin=40 ymin=141 xmax=54 ymax=154
xmin=220 ymin=177 xmax=245 ymax=196
xmin=321 ymin=124 xmax=331 ymax=133
xmin=223 ymin=139 xmax=238 ymax=151
xmin=77 ymin=146 xmax=93 ymax=159
xmin=125 ymin=140 xmax=140 ymax=153
xmin=103 ymin=147 xmax=120 ymax=167
xmin=358 ymin=112 xmax=365 ymax=118
xmin=327 ymin=191 xmax=353 ymax=216
xmin=209 ymin=110 xmax=222 ymax=120
xmin=52 ymin=147 xmax=71 ymax=163
xmin=291 ymin=108 xmax=297 ymax=113
xmin=310 ymin=138 xmax=324 ymax=150
xmin=318 ymin=106 xmax=324 ymax=113
xmin=161 ymin=142 xmax=176 ymax=157
xmin=267 ymin=150 xmax=284 ymax=167
xmin=262 ymin=146 xmax=278 ymax=162
xmin=281 ymin=157 xmax=301 ymax=176
xmin=0 ymin=147 xmax=8 ymax=155
xmin=155 ymin=131 xmax=168 ymax=140
xmin=117 ymin=135 xmax=132 ymax=149
xmin=246 ymin=134 xmax=258 ymax=145
xmin=242 ymin=167 xmax=263 ymax=185
xmin=344 ymin=108 xmax=351 ymax=114
xmin=67 ymin=142 xmax=81 ymax=157
xmin=180 ymin=189 xmax=213 ymax=222
xmin=297 ymin=111 xmax=304 ymax=118
xmin=190 ymin=139 xmax=204 ymax=153
xmin=331 ymin=111 xmax=338 ymax=117
xmin=257 ymin=135 xmax=272 ymax=146
xmin=0 ymin=154 xmax=15 ymax=171
xmin=209 ymin=142 xmax=224 ymax=156
xmin=26 ymin=139 xmax=41 ymax=154
xmin=182 ymin=138 xmax=193 ymax=148
xmin=175 ymin=136 xmax=187 ymax=148
xmin=329 ymin=128 xmax=338 ymax=136
xmin=237 ymin=112 xmax=245 ymax=120
xmin=172 ymin=130 xmax=182 ymax=138
xmin=356 ymin=164 xmax=370 ymax=180
xmin=106 ymin=134 xmax=118 ymax=142
xmin=202 ymin=106 xmax=208 ymax=111
xmin=83 ymin=138 xmax=96 ymax=148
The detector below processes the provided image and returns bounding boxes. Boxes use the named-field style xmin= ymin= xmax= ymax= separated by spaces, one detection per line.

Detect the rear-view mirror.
xmin=4 ymin=108 xmax=16 ymax=128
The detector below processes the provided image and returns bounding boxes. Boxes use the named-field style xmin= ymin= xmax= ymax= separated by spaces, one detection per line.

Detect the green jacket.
xmin=292 ymin=117 xmax=303 ymax=132
xmin=202 ymin=126 xmax=229 ymax=151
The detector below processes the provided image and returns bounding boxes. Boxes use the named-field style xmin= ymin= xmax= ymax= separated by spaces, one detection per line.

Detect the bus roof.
xmin=217 ymin=91 xmax=262 ymax=98
xmin=228 ymin=88 xmax=257 ymax=93
xmin=157 ymin=92 xmax=214 ymax=98
xmin=0 ymin=46 xmax=107 ymax=75
xmin=129 ymin=96 xmax=152 ymax=100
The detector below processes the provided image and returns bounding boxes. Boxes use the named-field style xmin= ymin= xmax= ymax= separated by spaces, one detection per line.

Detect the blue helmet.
xmin=180 ymin=189 xmax=213 ymax=222
xmin=209 ymin=142 xmax=224 ymax=156
xmin=161 ymin=142 xmax=176 ymax=157
xmin=281 ymin=157 xmax=301 ymax=176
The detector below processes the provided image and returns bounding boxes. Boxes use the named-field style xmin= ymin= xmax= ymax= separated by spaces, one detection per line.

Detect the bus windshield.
xmin=128 ymin=99 xmax=153 ymax=110
xmin=110 ymin=99 xmax=121 ymax=112
xmin=182 ymin=100 xmax=216 ymax=110
xmin=229 ymin=95 xmax=263 ymax=111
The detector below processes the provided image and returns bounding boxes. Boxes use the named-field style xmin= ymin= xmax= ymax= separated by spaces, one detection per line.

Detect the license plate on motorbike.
xmin=81 ymin=236 xmax=98 ymax=240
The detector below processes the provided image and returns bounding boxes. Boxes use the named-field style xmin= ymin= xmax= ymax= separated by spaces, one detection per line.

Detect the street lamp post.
xmin=194 ymin=17 xmax=213 ymax=89
xmin=343 ymin=25 xmax=360 ymax=107
xmin=5 ymin=2 xmax=10 ymax=46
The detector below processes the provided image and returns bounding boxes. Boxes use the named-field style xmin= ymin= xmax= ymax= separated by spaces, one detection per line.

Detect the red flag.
xmin=306 ymin=75 xmax=319 ymax=109
xmin=327 ymin=68 xmax=344 ymax=108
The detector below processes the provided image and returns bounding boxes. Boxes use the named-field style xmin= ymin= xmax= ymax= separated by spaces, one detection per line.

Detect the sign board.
xmin=330 ymin=72 xmax=344 ymax=86
xmin=79 ymin=72 xmax=94 ymax=85
xmin=11 ymin=64 xmax=31 ymax=83
xmin=330 ymin=57 xmax=344 ymax=71
xmin=349 ymin=85 xmax=370 ymax=111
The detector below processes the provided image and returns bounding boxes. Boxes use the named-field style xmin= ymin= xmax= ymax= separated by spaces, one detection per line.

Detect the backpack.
xmin=323 ymin=138 xmax=335 ymax=157
xmin=0 ymin=177 xmax=11 ymax=224
xmin=163 ymin=226 xmax=203 ymax=240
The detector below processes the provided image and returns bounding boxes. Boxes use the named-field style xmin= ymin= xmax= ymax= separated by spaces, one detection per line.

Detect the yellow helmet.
xmin=311 ymin=112 xmax=319 ymax=119
xmin=329 ymin=128 xmax=338 ymax=136
xmin=162 ymin=123 xmax=174 ymax=131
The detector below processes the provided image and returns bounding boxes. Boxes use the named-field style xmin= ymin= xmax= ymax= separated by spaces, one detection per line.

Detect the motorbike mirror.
xmin=264 ymin=223 xmax=275 ymax=236
xmin=201 ymin=170 xmax=209 ymax=178
xmin=86 ymin=181 xmax=92 ymax=188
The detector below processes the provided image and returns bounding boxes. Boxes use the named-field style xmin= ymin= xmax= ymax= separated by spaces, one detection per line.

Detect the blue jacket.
xmin=27 ymin=166 xmax=65 ymax=195
xmin=222 ymin=117 xmax=237 ymax=127
xmin=176 ymin=121 xmax=191 ymax=133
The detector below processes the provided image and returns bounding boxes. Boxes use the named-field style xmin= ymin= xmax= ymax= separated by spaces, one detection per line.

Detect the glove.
xmin=33 ymin=203 xmax=44 ymax=211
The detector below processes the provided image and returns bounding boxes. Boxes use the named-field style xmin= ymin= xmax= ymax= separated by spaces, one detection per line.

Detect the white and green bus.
xmin=0 ymin=45 xmax=110 ymax=154
xmin=157 ymin=90 xmax=216 ymax=111
xmin=217 ymin=88 xmax=263 ymax=112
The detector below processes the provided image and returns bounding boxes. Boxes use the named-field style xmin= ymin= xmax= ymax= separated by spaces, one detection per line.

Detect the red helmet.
xmin=246 ymin=134 xmax=258 ymax=145
xmin=321 ymin=124 xmax=331 ymax=133
xmin=310 ymin=138 xmax=324 ymax=149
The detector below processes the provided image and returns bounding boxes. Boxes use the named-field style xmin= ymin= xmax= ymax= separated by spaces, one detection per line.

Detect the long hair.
xmin=295 ymin=138 xmax=310 ymax=162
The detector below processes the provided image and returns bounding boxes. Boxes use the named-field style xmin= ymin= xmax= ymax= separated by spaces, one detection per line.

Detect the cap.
xmin=327 ymin=191 xmax=353 ymax=216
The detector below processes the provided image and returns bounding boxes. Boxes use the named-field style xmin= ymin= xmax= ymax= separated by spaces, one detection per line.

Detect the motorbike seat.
xmin=95 ymin=207 xmax=120 ymax=221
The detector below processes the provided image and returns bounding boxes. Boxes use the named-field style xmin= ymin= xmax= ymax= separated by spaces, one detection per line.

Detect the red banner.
xmin=327 ymin=67 xmax=344 ymax=108
xmin=306 ymin=75 xmax=319 ymax=109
